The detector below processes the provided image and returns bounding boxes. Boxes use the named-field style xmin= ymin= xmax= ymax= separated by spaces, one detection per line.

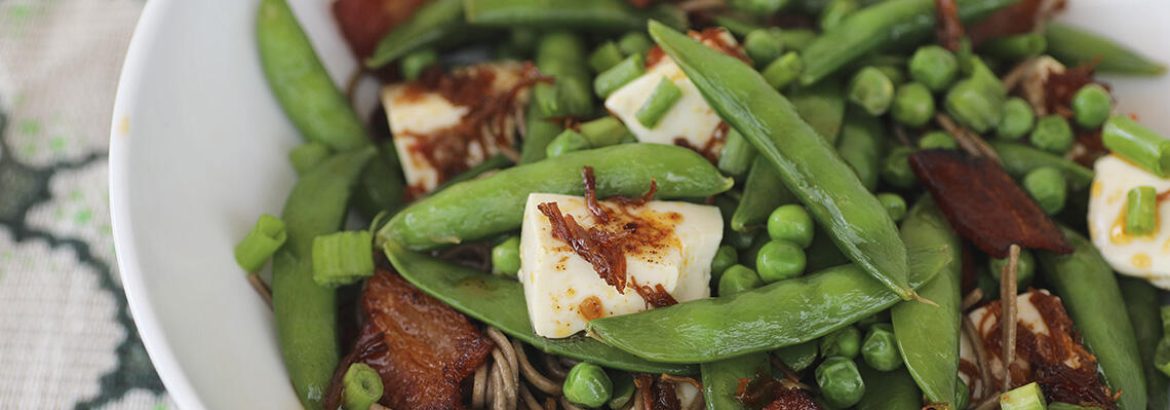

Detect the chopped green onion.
xmin=1103 ymin=115 xmax=1170 ymax=177
xmin=234 ymin=214 xmax=287 ymax=273
xmin=718 ymin=129 xmax=757 ymax=178
xmin=289 ymin=142 xmax=332 ymax=176
xmin=594 ymin=54 xmax=646 ymax=98
xmin=588 ymin=42 xmax=625 ymax=73
xmin=1125 ymin=186 xmax=1158 ymax=236
xmin=580 ymin=116 xmax=630 ymax=148
xmin=311 ymin=231 xmax=375 ymax=288
xmin=546 ymin=129 xmax=592 ymax=158
xmin=1000 ymin=382 xmax=1046 ymax=410
xmin=635 ymin=78 xmax=683 ymax=128
xmin=400 ymin=48 xmax=439 ymax=81
xmin=762 ymin=52 xmax=804 ymax=90
xmin=343 ymin=363 xmax=384 ymax=410
xmin=848 ymin=67 xmax=894 ymax=116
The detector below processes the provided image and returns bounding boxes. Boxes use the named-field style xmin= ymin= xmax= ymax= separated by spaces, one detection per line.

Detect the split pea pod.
xmin=856 ymin=365 xmax=922 ymax=410
xmin=1045 ymin=23 xmax=1167 ymax=76
xmin=365 ymin=0 xmax=467 ymax=68
xmin=381 ymin=241 xmax=697 ymax=375
xmin=649 ymin=20 xmax=916 ymax=300
xmin=700 ymin=353 xmax=770 ymax=410
xmin=1037 ymin=227 xmax=1147 ymax=410
xmin=1118 ymin=278 xmax=1168 ymax=410
xmin=464 ymin=0 xmax=687 ymax=32
xmin=256 ymin=0 xmax=367 ymax=151
xmin=891 ymin=198 xmax=962 ymax=405
xmin=378 ymin=144 xmax=732 ymax=250
xmin=798 ymin=0 xmax=1017 ymax=86
xmin=586 ymin=199 xmax=956 ymax=363
xmin=273 ymin=147 xmax=376 ymax=409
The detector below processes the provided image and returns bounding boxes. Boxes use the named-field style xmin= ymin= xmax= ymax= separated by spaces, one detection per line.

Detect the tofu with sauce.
xmin=382 ymin=62 xmax=530 ymax=195
xmin=1087 ymin=154 xmax=1170 ymax=289
xmin=518 ymin=193 xmax=722 ymax=339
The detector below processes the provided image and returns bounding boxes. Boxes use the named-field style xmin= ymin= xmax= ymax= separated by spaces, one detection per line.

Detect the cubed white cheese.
xmin=383 ymin=62 xmax=528 ymax=194
xmin=519 ymin=193 xmax=722 ymax=338
xmin=1087 ymin=154 xmax=1170 ymax=289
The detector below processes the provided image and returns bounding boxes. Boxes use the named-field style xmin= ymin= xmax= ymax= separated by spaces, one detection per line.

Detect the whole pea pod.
xmin=856 ymin=365 xmax=922 ymax=410
xmin=836 ymin=108 xmax=887 ymax=191
xmin=799 ymin=0 xmax=1018 ymax=86
xmin=730 ymin=157 xmax=796 ymax=232
xmin=1117 ymin=278 xmax=1168 ymax=410
xmin=377 ymin=144 xmax=733 ymax=250
xmin=256 ymin=0 xmax=367 ymax=151
xmin=273 ymin=147 xmax=375 ymax=410
xmin=790 ymin=77 xmax=847 ymax=144
xmin=891 ymin=198 xmax=962 ymax=405
xmin=381 ymin=241 xmax=696 ymax=375
xmin=586 ymin=202 xmax=955 ymax=363
xmin=365 ymin=0 xmax=466 ymax=69
xmin=990 ymin=141 xmax=1094 ymax=191
xmin=701 ymin=353 xmax=770 ymax=410
xmin=1045 ymin=23 xmax=1167 ymax=76
xmin=465 ymin=0 xmax=687 ymax=32
xmin=648 ymin=20 xmax=916 ymax=301
xmin=1037 ymin=227 xmax=1147 ymax=410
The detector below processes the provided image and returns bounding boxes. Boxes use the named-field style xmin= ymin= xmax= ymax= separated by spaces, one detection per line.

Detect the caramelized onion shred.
xmin=935 ymin=0 xmax=966 ymax=51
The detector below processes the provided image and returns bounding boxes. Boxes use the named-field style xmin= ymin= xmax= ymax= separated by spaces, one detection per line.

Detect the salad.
xmin=234 ymin=0 xmax=1170 ymax=409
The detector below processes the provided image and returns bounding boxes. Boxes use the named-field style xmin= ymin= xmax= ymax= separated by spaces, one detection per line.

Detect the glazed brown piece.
xmin=736 ymin=373 xmax=820 ymax=410
xmin=358 ymin=269 xmax=494 ymax=410
xmin=934 ymin=0 xmax=966 ymax=51
xmin=969 ymin=0 xmax=1066 ymax=44
xmin=761 ymin=389 xmax=821 ymax=410
xmin=635 ymin=374 xmax=683 ymax=410
xmin=909 ymin=149 xmax=1072 ymax=258
xmin=333 ymin=0 xmax=431 ymax=59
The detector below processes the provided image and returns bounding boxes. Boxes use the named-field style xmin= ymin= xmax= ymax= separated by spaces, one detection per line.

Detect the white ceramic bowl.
xmin=110 ymin=1 xmax=1170 ymax=408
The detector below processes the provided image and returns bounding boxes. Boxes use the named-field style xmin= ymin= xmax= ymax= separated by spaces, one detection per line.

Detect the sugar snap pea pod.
xmin=433 ymin=154 xmax=513 ymax=193
xmin=381 ymin=241 xmax=697 ymax=375
xmin=365 ymin=0 xmax=465 ymax=68
xmin=378 ymin=144 xmax=732 ymax=250
xmin=718 ymin=129 xmax=757 ymax=179
xmin=1118 ymin=278 xmax=1168 ymax=410
xmin=730 ymin=157 xmax=796 ymax=232
xmin=1037 ymin=227 xmax=1147 ymax=410
xmin=799 ymin=0 xmax=1017 ymax=86
xmin=465 ymin=0 xmax=687 ymax=32
xmin=836 ymin=108 xmax=886 ymax=191
xmin=520 ymin=102 xmax=565 ymax=164
xmin=856 ymin=365 xmax=922 ymax=410
xmin=701 ymin=353 xmax=770 ymax=410
xmin=354 ymin=142 xmax=406 ymax=218
xmin=990 ymin=141 xmax=1094 ymax=191
xmin=273 ymin=147 xmax=375 ymax=410
xmin=649 ymin=21 xmax=916 ymax=300
xmin=1045 ymin=23 xmax=1167 ymax=76
xmin=586 ymin=208 xmax=954 ymax=363
xmin=891 ymin=198 xmax=962 ymax=405
xmin=257 ymin=0 xmax=368 ymax=151
xmin=790 ymin=77 xmax=846 ymax=144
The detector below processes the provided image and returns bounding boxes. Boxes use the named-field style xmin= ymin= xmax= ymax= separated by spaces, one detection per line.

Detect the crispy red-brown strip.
xmin=356 ymin=269 xmax=494 ymax=410
xmin=970 ymin=0 xmax=1067 ymax=45
xmin=632 ymin=278 xmax=678 ymax=308
xmin=934 ymin=0 xmax=966 ymax=51
xmin=539 ymin=202 xmax=630 ymax=293
xmin=333 ymin=0 xmax=431 ymax=59
xmin=612 ymin=179 xmax=659 ymax=207
xmin=736 ymin=372 xmax=821 ymax=410
xmin=909 ymin=150 xmax=1072 ymax=258
xmin=583 ymin=167 xmax=610 ymax=223
xmin=761 ymin=388 xmax=821 ymax=410
xmin=1045 ymin=64 xmax=1103 ymax=119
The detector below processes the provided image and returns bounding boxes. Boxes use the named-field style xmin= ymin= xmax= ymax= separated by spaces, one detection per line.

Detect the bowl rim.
xmin=109 ymin=0 xmax=208 ymax=409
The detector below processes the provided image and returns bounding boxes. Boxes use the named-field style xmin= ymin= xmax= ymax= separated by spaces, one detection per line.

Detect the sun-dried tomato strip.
xmin=538 ymin=202 xmax=629 ymax=293
xmin=632 ymin=278 xmax=678 ymax=308
xmin=582 ymin=166 xmax=609 ymax=223
xmin=910 ymin=150 xmax=1072 ymax=258
xmin=935 ymin=0 xmax=966 ymax=51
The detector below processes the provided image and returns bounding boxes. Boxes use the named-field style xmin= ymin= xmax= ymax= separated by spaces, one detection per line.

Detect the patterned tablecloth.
xmin=0 ymin=1 xmax=175 ymax=408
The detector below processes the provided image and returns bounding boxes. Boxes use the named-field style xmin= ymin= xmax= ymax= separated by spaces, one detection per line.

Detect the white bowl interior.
xmin=109 ymin=0 xmax=1170 ymax=409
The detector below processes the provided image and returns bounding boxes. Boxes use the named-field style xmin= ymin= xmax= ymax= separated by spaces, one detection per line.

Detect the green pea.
xmin=945 ymin=78 xmax=1002 ymax=133
xmin=876 ymin=193 xmax=907 ymax=222
xmin=766 ymin=204 xmax=814 ymax=248
xmin=816 ymin=356 xmax=866 ymax=408
xmin=848 ymin=67 xmax=895 ymax=116
xmin=711 ymin=245 xmax=739 ymax=280
xmin=618 ymin=32 xmax=652 ymax=56
xmin=546 ymin=129 xmax=591 ymax=158
xmin=719 ymin=264 xmax=763 ymax=297
xmin=892 ymin=82 xmax=935 ymax=127
xmin=589 ymin=42 xmax=625 ymax=73
xmin=1030 ymin=115 xmax=1075 ymax=154
xmin=909 ymin=46 xmax=958 ymax=92
xmin=400 ymin=48 xmax=439 ymax=81
xmin=861 ymin=323 xmax=903 ymax=371
xmin=988 ymin=249 xmax=1036 ymax=287
xmin=745 ymin=28 xmax=785 ymax=67
xmin=881 ymin=146 xmax=917 ymax=189
xmin=820 ymin=326 xmax=861 ymax=359
xmin=997 ymin=97 xmax=1036 ymax=140
xmin=563 ymin=362 xmax=613 ymax=408
xmin=918 ymin=130 xmax=958 ymax=150
xmin=1022 ymin=166 xmax=1067 ymax=215
xmin=756 ymin=240 xmax=807 ymax=283
xmin=1071 ymin=84 xmax=1112 ymax=129
xmin=774 ymin=341 xmax=818 ymax=372
xmin=607 ymin=372 xmax=635 ymax=409
xmin=491 ymin=236 xmax=521 ymax=276
xmin=875 ymin=65 xmax=907 ymax=85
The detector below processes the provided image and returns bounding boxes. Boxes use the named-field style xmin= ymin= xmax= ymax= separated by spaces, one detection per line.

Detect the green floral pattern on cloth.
xmin=0 ymin=1 xmax=174 ymax=408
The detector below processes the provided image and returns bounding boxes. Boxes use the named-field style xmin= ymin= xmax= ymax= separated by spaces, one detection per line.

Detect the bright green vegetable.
xmin=1071 ymin=84 xmax=1112 ymax=129
xmin=650 ymin=20 xmax=916 ymax=301
xmin=945 ymin=77 xmax=1003 ymax=134
xmin=711 ymin=245 xmax=739 ymax=279
xmin=546 ymin=129 xmax=592 ymax=158
xmin=701 ymin=353 xmax=770 ymax=410
xmin=979 ymin=33 xmax=1047 ymax=61
xmin=1030 ymin=115 xmax=1075 ymax=154
xmin=1022 ymin=166 xmax=1067 ymax=215
xmin=579 ymin=116 xmax=629 ymax=147
xmin=519 ymin=99 xmax=564 ymax=164
xmin=563 ymin=362 xmax=613 ymax=408
xmin=731 ymin=157 xmax=797 ymax=232
xmin=311 ymin=231 xmax=374 ymax=288
xmin=990 ymin=141 xmax=1095 ymax=191
xmin=1047 ymin=403 xmax=1098 ymax=410
xmin=1037 ymin=227 xmax=1148 ymax=410
xmin=756 ymin=240 xmax=807 ymax=283
xmin=997 ymin=97 xmax=1036 ymax=140
xmin=719 ymin=264 xmax=764 ymax=296
xmin=289 ymin=142 xmax=332 ymax=176
xmin=354 ymin=142 xmax=407 ymax=218
xmin=988 ymin=249 xmax=1035 ymax=288
xmin=881 ymin=146 xmax=917 ymax=189
xmin=909 ymin=45 xmax=958 ymax=92
xmin=1117 ymin=278 xmax=1170 ymax=410
xmin=955 ymin=379 xmax=970 ymax=410
xmin=235 ymin=214 xmax=287 ymax=273
xmin=766 ymin=204 xmax=814 ymax=248
xmin=1103 ymin=114 xmax=1170 ymax=177
xmin=791 ymin=76 xmax=847 ymax=143
xmin=820 ymin=0 xmax=859 ymax=31
xmin=1125 ymin=186 xmax=1158 ymax=236
xmin=919 ymin=131 xmax=958 ymax=150
xmin=744 ymin=28 xmax=785 ymax=67
xmin=861 ymin=323 xmax=903 ymax=371
xmin=618 ymin=31 xmax=653 ymax=56
xmin=608 ymin=373 xmax=636 ymax=409
xmin=836 ymin=108 xmax=885 ymax=191
xmin=774 ymin=341 xmax=818 ymax=372
xmin=594 ymin=53 xmax=646 ymax=98
xmin=816 ymin=357 xmax=866 ymax=408
xmin=877 ymin=193 xmax=907 ymax=222
xmin=730 ymin=0 xmax=792 ymax=16
xmin=1046 ymin=22 xmax=1167 ymax=76
xmin=400 ymin=48 xmax=439 ymax=81
xmin=589 ymin=41 xmax=625 ymax=73
xmin=821 ymin=326 xmax=861 ymax=359
xmin=366 ymin=0 xmax=466 ymax=68
xmin=636 ymin=77 xmax=683 ymax=128
xmin=761 ymin=52 xmax=804 ymax=90
xmin=1000 ymin=382 xmax=1046 ymax=410
xmin=380 ymin=144 xmax=732 ymax=250
xmin=534 ymin=32 xmax=594 ymax=118
xmin=718 ymin=129 xmax=757 ymax=179
xmin=892 ymin=82 xmax=935 ymax=127
xmin=779 ymin=29 xmax=818 ymax=51
xmin=856 ymin=365 xmax=921 ymax=410
xmin=491 ymin=236 xmax=521 ymax=276
xmin=342 ymin=363 xmax=384 ymax=410
xmin=465 ymin=0 xmax=687 ymax=31
xmin=848 ymin=67 xmax=895 ymax=116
